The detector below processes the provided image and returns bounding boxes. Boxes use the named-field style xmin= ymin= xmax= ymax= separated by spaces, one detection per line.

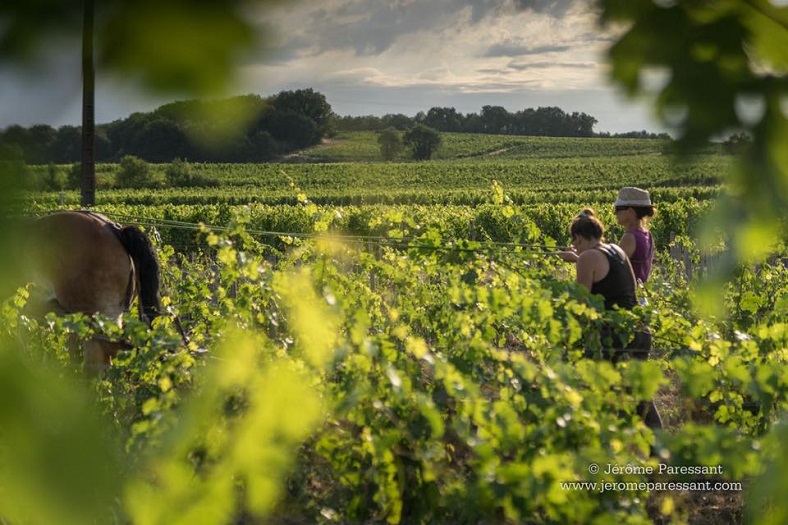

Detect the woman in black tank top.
xmin=561 ymin=209 xmax=663 ymax=431
xmin=591 ymin=244 xmax=637 ymax=311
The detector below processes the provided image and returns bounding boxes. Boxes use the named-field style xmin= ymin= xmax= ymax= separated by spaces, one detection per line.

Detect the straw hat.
xmin=615 ymin=187 xmax=652 ymax=207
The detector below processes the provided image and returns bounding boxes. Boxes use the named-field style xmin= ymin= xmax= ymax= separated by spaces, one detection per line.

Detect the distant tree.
xmin=249 ymin=130 xmax=280 ymax=161
xmin=377 ymin=127 xmax=404 ymax=161
xmin=424 ymin=107 xmax=463 ymax=132
xmin=105 ymin=112 xmax=154 ymax=159
xmin=334 ymin=113 xmax=414 ymax=132
xmin=529 ymin=106 xmax=563 ymax=136
xmin=723 ymin=132 xmax=752 ymax=155
xmin=52 ymin=126 xmax=82 ymax=163
xmin=26 ymin=124 xmax=57 ymax=164
xmin=570 ymin=112 xmax=598 ymax=137
xmin=136 ymin=118 xmax=189 ymax=162
xmin=165 ymin=158 xmax=194 ymax=187
xmin=116 ymin=154 xmax=155 ymax=188
xmin=0 ymin=123 xmax=106 ymax=165
xmin=270 ymin=88 xmax=335 ymax=136
xmin=334 ymin=115 xmax=383 ymax=132
xmin=260 ymin=110 xmax=321 ymax=151
xmin=480 ymin=105 xmax=510 ymax=134
xmin=165 ymin=158 xmax=218 ymax=187
xmin=381 ymin=113 xmax=413 ymax=130
xmin=403 ymin=124 xmax=441 ymax=160
xmin=94 ymin=128 xmax=114 ymax=162
xmin=0 ymin=126 xmax=29 ymax=160
xmin=463 ymin=112 xmax=483 ymax=133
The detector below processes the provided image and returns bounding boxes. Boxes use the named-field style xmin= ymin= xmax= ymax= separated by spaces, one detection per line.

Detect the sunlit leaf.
xmin=0 ymin=340 xmax=122 ymax=525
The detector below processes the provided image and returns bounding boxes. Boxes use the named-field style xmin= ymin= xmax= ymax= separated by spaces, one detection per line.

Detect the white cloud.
xmin=244 ymin=0 xmax=613 ymax=96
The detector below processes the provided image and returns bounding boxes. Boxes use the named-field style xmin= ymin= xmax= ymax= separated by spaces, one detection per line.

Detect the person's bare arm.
xmin=619 ymin=232 xmax=636 ymax=258
xmin=575 ymin=252 xmax=597 ymax=291
xmin=558 ymin=248 xmax=578 ymax=262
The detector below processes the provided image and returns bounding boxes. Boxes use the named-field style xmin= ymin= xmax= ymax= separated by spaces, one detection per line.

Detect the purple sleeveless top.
xmin=629 ymin=229 xmax=654 ymax=283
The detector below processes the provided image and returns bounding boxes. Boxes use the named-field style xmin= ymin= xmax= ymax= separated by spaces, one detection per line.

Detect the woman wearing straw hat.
xmin=614 ymin=187 xmax=655 ymax=284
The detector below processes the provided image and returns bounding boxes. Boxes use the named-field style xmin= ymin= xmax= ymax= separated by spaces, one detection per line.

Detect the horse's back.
xmin=30 ymin=211 xmax=133 ymax=320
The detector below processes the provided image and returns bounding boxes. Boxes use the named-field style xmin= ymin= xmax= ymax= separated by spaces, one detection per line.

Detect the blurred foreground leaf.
xmin=0 ymin=338 xmax=122 ymax=524
xmin=0 ymin=0 xmax=283 ymax=95
xmin=597 ymin=0 xmax=788 ymax=269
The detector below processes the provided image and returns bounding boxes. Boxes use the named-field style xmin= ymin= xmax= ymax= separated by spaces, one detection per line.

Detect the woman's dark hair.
xmin=570 ymin=208 xmax=605 ymax=240
xmin=631 ymin=206 xmax=655 ymax=219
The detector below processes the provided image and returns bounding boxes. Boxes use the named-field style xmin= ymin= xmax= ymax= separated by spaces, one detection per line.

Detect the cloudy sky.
xmin=0 ymin=0 xmax=666 ymax=134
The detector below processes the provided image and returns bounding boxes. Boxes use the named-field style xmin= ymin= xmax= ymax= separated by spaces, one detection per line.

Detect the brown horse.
xmin=22 ymin=210 xmax=161 ymax=370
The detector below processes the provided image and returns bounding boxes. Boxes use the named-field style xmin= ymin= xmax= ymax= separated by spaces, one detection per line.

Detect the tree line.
xmin=0 ymin=89 xmax=670 ymax=165
xmin=0 ymin=89 xmax=334 ymax=165
xmin=336 ymin=105 xmax=597 ymax=137
xmin=335 ymin=105 xmax=669 ymax=140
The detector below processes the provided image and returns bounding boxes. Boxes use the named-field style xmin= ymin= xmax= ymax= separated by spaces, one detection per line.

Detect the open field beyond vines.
xmin=3 ymin=133 xmax=788 ymax=525
xmin=23 ymin=134 xmax=726 ymax=249
xmin=26 ymin=133 xmax=726 ymax=205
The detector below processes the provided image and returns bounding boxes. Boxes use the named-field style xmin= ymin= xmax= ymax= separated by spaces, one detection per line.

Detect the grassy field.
xmin=285 ymin=131 xmax=719 ymax=162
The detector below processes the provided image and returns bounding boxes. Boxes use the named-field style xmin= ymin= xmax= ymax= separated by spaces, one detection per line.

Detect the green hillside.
xmin=284 ymin=131 xmax=718 ymax=162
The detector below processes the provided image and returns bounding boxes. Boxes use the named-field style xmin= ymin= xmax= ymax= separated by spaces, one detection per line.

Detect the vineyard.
xmin=2 ymin=134 xmax=787 ymax=524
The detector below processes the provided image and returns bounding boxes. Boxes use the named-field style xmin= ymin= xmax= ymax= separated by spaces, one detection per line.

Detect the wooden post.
xmin=80 ymin=0 xmax=96 ymax=207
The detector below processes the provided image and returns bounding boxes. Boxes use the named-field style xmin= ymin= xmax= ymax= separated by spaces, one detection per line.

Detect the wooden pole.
xmin=80 ymin=0 xmax=96 ymax=207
